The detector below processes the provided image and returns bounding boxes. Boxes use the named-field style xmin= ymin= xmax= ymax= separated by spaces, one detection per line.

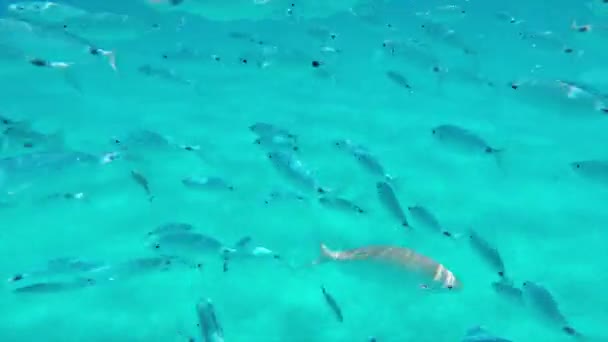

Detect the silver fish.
xmin=182 ymin=176 xmax=234 ymax=191
xmin=468 ymin=229 xmax=506 ymax=278
xmin=263 ymin=189 xmax=306 ymax=205
xmin=462 ymin=326 xmax=512 ymax=342
xmin=432 ymin=124 xmax=501 ymax=156
xmin=196 ymin=298 xmax=224 ymax=342
xmin=111 ymin=129 xmax=171 ymax=150
xmin=267 ymin=151 xmax=326 ymax=194
xmin=254 ymin=134 xmax=299 ymax=153
xmin=522 ymin=281 xmax=582 ymax=338
xmin=333 ymin=139 xmax=391 ymax=180
xmin=2 ymin=124 xmax=63 ymax=151
xmin=8 ymin=257 xmax=105 ymax=284
xmin=249 ymin=122 xmax=296 ymax=140
xmin=13 ymin=277 xmax=95 ymax=294
xmin=376 ymin=181 xmax=409 ymax=228
xmin=420 ymin=20 xmax=475 ymax=55
xmin=407 ymin=205 xmax=452 ymax=237
xmin=571 ymin=160 xmax=608 ymax=184
xmin=319 ymin=195 xmax=365 ymax=214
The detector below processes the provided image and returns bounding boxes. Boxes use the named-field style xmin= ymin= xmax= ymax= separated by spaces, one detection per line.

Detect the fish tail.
xmin=103 ymin=50 xmax=117 ymax=72
xmin=312 ymin=243 xmax=335 ymax=265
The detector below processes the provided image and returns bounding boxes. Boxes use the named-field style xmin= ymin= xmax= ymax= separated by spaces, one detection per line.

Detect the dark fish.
xmin=13 ymin=278 xmax=95 ymax=294
xmin=131 ymin=170 xmax=154 ymax=201
xmin=319 ymin=196 xmax=365 ymax=214
xmin=468 ymin=229 xmax=506 ymax=278
xmin=522 ymin=281 xmax=583 ymax=338
xmin=407 ymin=205 xmax=453 ymax=237
xmin=462 ymin=326 xmax=512 ymax=342
xmin=376 ymin=181 xmax=409 ymax=228
xmin=196 ymin=299 xmax=224 ymax=342
xmin=431 ymin=124 xmax=502 ymax=157
xmin=571 ymin=160 xmax=608 ymax=184
xmin=386 ymin=70 xmax=413 ymax=92
xmin=267 ymin=151 xmax=327 ymax=194
xmin=333 ymin=139 xmax=392 ymax=180
xmin=321 ymin=285 xmax=344 ymax=322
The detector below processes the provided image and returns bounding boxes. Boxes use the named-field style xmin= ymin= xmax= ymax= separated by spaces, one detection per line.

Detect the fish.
xmin=376 ymin=181 xmax=409 ymax=228
xmin=407 ymin=205 xmax=453 ymax=237
xmin=263 ymin=189 xmax=306 ymax=205
xmin=319 ymin=195 xmax=365 ymax=214
xmin=0 ymin=17 xmax=116 ymax=69
xmin=7 ymin=1 xmax=153 ymax=42
xmin=148 ymin=222 xmax=195 ymax=236
xmin=131 ymin=170 xmax=154 ymax=201
xmin=267 ymin=151 xmax=327 ymax=194
xmin=254 ymin=134 xmax=299 ymax=153
xmin=509 ymin=79 xmax=607 ymax=113
xmin=111 ymin=129 xmax=172 ymax=151
xmin=182 ymin=176 xmax=235 ymax=191
xmin=13 ymin=277 xmax=95 ymax=294
xmin=138 ymin=64 xmax=202 ymax=94
xmin=462 ymin=326 xmax=512 ymax=342
xmin=249 ymin=122 xmax=296 ymax=141
xmin=316 ymin=244 xmax=461 ymax=290
xmin=321 ymin=285 xmax=344 ymax=322
xmin=196 ymin=298 xmax=224 ymax=342
xmin=571 ymin=159 xmax=608 ymax=184
xmin=468 ymin=229 xmax=507 ymax=279
xmin=415 ymin=5 xmax=467 ymax=23
xmin=519 ymin=30 xmax=579 ymax=54
xmin=2 ymin=124 xmax=63 ymax=149
xmin=0 ymin=150 xmax=98 ymax=179
xmin=419 ymin=20 xmax=475 ymax=55
xmin=333 ymin=139 xmax=392 ymax=180
xmin=385 ymin=70 xmax=413 ymax=92
xmin=431 ymin=124 xmax=503 ymax=158
xmin=522 ymin=281 xmax=583 ymax=338
xmin=495 ymin=11 xmax=523 ymax=25
xmin=8 ymin=257 xmax=106 ymax=284
xmin=381 ymin=38 xmax=440 ymax=72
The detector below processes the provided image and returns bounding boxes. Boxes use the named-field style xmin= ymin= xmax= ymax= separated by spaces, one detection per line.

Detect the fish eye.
xmin=461 ymin=10 xmax=466 ymax=14
xmin=522 ymin=281 xmax=528 ymax=286
xmin=575 ymin=163 xmax=580 ymax=168
xmin=154 ymin=243 xmax=160 ymax=249
xmin=431 ymin=129 xmax=436 ymax=134
xmin=447 ymin=285 xmax=453 ymax=290
xmin=421 ymin=24 xmax=425 ymax=28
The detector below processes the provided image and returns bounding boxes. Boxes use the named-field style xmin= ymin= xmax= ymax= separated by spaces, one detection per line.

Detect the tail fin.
xmin=312 ymin=243 xmax=335 ymax=265
xmin=102 ymin=50 xmax=117 ymax=72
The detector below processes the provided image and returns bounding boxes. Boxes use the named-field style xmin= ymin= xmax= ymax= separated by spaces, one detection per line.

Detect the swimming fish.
xmin=131 ymin=169 xmax=154 ymax=201
xmin=13 ymin=277 xmax=95 ymax=294
xmin=320 ymin=285 xmax=344 ymax=322
xmin=182 ymin=176 xmax=235 ymax=191
xmin=431 ymin=124 xmax=502 ymax=158
xmin=462 ymin=326 xmax=512 ymax=342
xmin=385 ymin=70 xmax=413 ymax=92
xmin=468 ymin=229 xmax=507 ymax=279
xmin=419 ymin=20 xmax=475 ymax=55
xmin=415 ymin=5 xmax=467 ymax=23
xmin=319 ymin=195 xmax=365 ymax=214
xmin=316 ymin=244 xmax=461 ymax=290
xmin=522 ymin=281 xmax=583 ymax=338
xmin=8 ymin=257 xmax=106 ymax=284
xmin=254 ymin=134 xmax=299 ymax=153
xmin=333 ymin=139 xmax=392 ymax=180
xmin=0 ymin=150 xmax=98 ymax=179
xmin=519 ymin=30 xmax=578 ymax=54
xmin=407 ymin=205 xmax=453 ymax=237
xmin=571 ymin=159 xmax=608 ymax=184
xmin=381 ymin=38 xmax=440 ymax=72
xmin=196 ymin=298 xmax=224 ymax=342
xmin=510 ymin=79 xmax=607 ymax=114
xmin=138 ymin=64 xmax=202 ymax=94
xmin=263 ymin=188 xmax=307 ymax=205
xmin=267 ymin=151 xmax=327 ymax=194
xmin=1 ymin=124 xmax=63 ymax=151
xmin=376 ymin=181 xmax=409 ymax=228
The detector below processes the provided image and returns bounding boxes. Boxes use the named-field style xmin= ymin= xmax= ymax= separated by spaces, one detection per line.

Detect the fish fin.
xmin=465 ymin=325 xmax=485 ymax=336
xmin=312 ymin=243 xmax=334 ymax=265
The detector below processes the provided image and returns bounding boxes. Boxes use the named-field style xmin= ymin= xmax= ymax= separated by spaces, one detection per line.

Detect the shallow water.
xmin=1 ymin=0 xmax=607 ymax=341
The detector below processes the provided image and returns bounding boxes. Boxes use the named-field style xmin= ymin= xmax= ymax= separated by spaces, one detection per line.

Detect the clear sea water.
xmin=1 ymin=0 xmax=607 ymax=341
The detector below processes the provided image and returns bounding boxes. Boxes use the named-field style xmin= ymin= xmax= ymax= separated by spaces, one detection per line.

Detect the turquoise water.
xmin=1 ymin=0 xmax=607 ymax=341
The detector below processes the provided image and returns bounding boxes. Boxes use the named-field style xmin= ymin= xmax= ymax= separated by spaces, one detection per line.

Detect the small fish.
xmin=420 ymin=21 xmax=475 ymax=54
xmin=182 ymin=176 xmax=234 ymax=191
xmin=249 ymin=122 xmax=296 ymax=140
xmin=321 ymin=285 xmax=344 ymax=322
xmin=8 ymin=257 xmax=105 ymax=284
xmin=432 ymin=124 xmax=502 ymax=158
xmin=319 ymin=195 xmax=365 ymax=214
xmin=138 ymin=64 xmax=201 ymax=93
xmin=196 ymin=299 xmax=224 ymax=342
xmin=267 ymin=151 xmax=327 ymax=194
xmin=462 ymin=326 xmax=512 ymax=342
xmin=495 ymin=11 xmax=523 ymax=25
xmin=522 ymin=281 xmax=583 ymax=338
xmin=148 ymin=222 xmax=194 ymax=236
xmin=13 ymin=277 xmax=95 ymax=294
xmin=571 ymin=160 xmax=608 ymax=184
xmin=385 ymin=70 xmax=413 ymax=92
xmin=316 ymin=244 xmax=461 ymax=290
xmin=415 ymin=5 xmax=467 ymax=23
xmin=254 ymin=134 xmax=299 ymax=153
xmin=263 ymin=189 xmax=306 ymax=205
xmin=131 ymin=170 xmax=154 ymax=201
xmin=407 ymin=205 xmax=453 ymax=237
xmin=376 ymin=181 xmax=409 ymax=228
xmin=333 ymin=139 xmax=392 ymax=180
xmin=468 ymin=229 xmax=507 ymax=278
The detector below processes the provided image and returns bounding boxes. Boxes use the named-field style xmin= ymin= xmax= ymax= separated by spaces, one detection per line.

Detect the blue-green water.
xmin=1 ymin=0 xmax=607 ymax=341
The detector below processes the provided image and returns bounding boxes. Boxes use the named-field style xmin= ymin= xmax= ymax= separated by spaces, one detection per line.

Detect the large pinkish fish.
xmin=317 ymin=244 xmax=461 ymax=290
